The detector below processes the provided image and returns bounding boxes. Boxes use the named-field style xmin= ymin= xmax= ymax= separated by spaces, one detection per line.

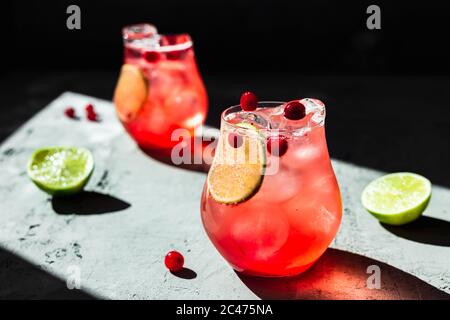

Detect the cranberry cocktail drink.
xmin=114 ymin=24 xmax=208 ymax=151
xmin=201 ymin=93 xmax=342 ymax=277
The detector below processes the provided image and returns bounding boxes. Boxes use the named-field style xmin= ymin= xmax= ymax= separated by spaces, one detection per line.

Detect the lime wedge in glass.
xmin=207 ymin=122 xmax=265 ymax=204
xmin=361 ymin=172 xmax=431 ymax=225
xmin=27 ymin=147 xmax=94 ymax=196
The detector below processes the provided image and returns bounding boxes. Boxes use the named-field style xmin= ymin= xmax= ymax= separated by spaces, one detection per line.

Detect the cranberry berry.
xmin=64 ymin=107 xmax=76 ymax=119
xmin=144 ymin=51 xmax=161 ymax=63
xmin=85 ymin=103 xmax=94 ymax=114
xmin=284 ymin=101 xmax=306 ymax=120
xmin=267 ymin=136 xmax=288 ymax=157
xmin=165 ymin=250 xmax=184 ymax=272
xmin=240 ymin=91 xmax=258 ymax=111
xmin=84 ymin=104 xmax=98 ymax=122
xmin=87 ymin=112 xmax=98 ymax=122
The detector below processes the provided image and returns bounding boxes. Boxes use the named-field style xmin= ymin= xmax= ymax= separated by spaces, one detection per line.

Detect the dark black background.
xmin=2 ymin=0 xmax=450 ymax=187
xmin=5 ymin=0 xmax=450 ymax=73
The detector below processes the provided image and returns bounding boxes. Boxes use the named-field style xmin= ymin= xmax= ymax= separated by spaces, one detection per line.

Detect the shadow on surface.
xmin=139 ymin=135 xmax=217 ymax=174
xmin=0 ymin=246 xmax=96 ymax=299
xmin=237 ymin=248 xmax=450 ymax=300
xmin=170 ymin=267 xmax=197 ymax=280
xmin=52 ymin=191 xmax=130 ymax=215
xmin=381 ymin=216 xmax=450 ymax=247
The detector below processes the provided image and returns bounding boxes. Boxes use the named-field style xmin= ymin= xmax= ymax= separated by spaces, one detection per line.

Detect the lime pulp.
xmin=27 ymin=147 xmax=94 ymax=196
xmin=361 ymin=172 xmax=431 ymax=225
xmin=207 ymin=122 xmax=265 ymax=204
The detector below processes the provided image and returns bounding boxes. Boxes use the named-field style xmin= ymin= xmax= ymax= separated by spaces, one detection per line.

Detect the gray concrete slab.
xmin=0 ymin=92 xmax=449 ymax=299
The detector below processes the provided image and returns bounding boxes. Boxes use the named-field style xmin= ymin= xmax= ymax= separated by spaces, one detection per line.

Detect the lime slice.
xmin=113 ymin=64 xmax=148 ymax=122
xmin=235 ymin=122 xmax=258 ymax=130
xmin=361 ymin=172 xmax=431 ymax=225
xmin=27 ymin=147 xmax=94 ymax=196
xmin=207 ymin=123 xmax=265 ymax=204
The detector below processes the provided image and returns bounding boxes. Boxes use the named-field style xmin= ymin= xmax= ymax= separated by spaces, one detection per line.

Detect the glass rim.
xmin=122 ymin=23 xmax=157 ymax=40
xmin=123 ymin=24 xmax=193 ymax=52
xmin=221 ymin=100 xmax=326 ymax=135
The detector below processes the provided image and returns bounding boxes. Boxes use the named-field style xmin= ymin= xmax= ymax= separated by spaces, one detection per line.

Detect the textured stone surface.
xmin=0 ymin=92 xmax=449 ymax=299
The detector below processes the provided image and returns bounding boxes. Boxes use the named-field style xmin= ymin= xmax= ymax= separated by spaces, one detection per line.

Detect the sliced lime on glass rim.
xmin=27 ymin=147 xmax=94 ymax=196
xmin=207 ymin=122 xmax=266 ymax=204
xmin=361 ymin=172 xmax=431 ymax=225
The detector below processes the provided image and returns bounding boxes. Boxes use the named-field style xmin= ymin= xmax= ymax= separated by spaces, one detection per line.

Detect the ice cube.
xmin=268 ymin=103 xmax=285 ymax=116
xmin=317 ymin=205 xmax=338 ymax=235
xmin=148 ymin=65 xmax=187 ymax=100
xmin=258 ymin=165 xmax=302 ymax=203
xmin=267 ymin=104 xmax=287 ymax=130
xmin=301 ymin=98 xmax=324 ymax=110
xmin=230 ymin=110 xmax=269 ymax=129
xmin=165 ymin=89 xmax=203 ymax=127
xmin=300 ymin=98 xmax=325 ymax=125
xmin=139 ymin=102 xmax=172 ymax=135
xmin=230 ymin=204 xmax=289 ymax=260
xmin=292 ymin=143 xmax=321 ymax=164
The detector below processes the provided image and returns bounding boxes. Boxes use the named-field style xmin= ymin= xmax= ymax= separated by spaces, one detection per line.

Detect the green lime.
xmin=236 ymin=122 xmax=258 ymax=130
xmin=361 ymin=172 xmax=431 ymax=225
xmin=27 ymin=147 xmax=94 ymax=196
xmin=207 ymin=122 xmax=265 ymax=204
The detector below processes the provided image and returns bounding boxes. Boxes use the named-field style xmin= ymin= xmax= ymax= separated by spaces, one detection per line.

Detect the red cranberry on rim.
xmin=267 ymin=136 xmax=288 ymax=157
xmin=240 ymin=91 xmax=258 ymax=111
xmin=144 ymin=51 xmax=161 ymax=63
xmin=284 ymin=101 xmax=306 ymax=120
xmin=165 ymin=250 xmax=184 ymax=272
xmin=64 ymin=107 xmax=76 ymax=119
xmin=228 ymin=132 xmax=243 ymax=148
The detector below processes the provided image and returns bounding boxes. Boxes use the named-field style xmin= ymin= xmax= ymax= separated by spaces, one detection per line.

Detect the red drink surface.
xmin=115 ymin=26 xmax=208 ymax=150
xmin=201 ymin=101 xmax=342 ymax=277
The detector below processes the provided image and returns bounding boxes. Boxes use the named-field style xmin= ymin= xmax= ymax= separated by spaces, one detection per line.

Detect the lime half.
xmin=27 ymin=147 xmax=94 ymax=196
xmin=361 ymin=172 xmax=431 ymax=225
